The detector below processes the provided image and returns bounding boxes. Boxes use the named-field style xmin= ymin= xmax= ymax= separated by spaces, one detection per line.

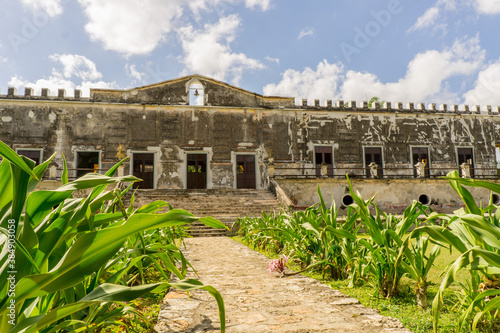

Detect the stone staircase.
xmin=126 ymin=189 xmax=282 ymax=236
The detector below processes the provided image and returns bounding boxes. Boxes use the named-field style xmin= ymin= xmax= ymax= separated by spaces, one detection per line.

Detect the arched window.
xmin=189 ymin=83 xmax=204 ymax=106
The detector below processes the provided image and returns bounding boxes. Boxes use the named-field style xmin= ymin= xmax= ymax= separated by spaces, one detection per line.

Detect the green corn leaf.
xmin=199 ymin=216 xmax=229 ymax=230
xmin=89 ymin=157 xmax=129 ymax=201
xmin=446 ymin=171 xmax=481 ymax=215
xmin=0 ymin=141 xmax=38 ymax=179
xmin=57 ymin=173 xmax=140 ymax=192
xmin=61 ymin=153 xmax=68 ymax=185
xmin=4 ymin=210 xmax=198 ymax=311
xmin=27 ymin=153 xmax=55 ymax=193
xmin=472 ymin=296 xmax=500 ymax=332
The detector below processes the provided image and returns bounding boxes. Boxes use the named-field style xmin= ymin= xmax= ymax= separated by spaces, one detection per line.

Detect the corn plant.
xmin=0 ymin=141 xmax=227 ymax=333
xmin=410 ymin=171 xmax=500 ymax=332
xmin=346 ymin=176 xmax=432 ymax=299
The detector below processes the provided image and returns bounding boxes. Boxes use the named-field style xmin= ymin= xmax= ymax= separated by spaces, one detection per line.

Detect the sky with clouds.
xmin=1 ymin=0 xmax=500 ymax=107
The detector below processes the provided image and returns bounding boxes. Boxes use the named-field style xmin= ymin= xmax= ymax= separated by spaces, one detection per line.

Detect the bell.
xmin=194 ymin=89 xmax=199 ymax=97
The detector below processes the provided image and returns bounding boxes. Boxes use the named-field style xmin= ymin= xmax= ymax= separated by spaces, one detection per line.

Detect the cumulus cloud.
xmin=263 ymin=60 xmax=344 ymax=104
xmin=463 ymin=60 xmax=500 ymax=106
xmin=78 ymin=0 xmax=183 ymax=56
xmin=8 ymin=54 xmax=115 ymax=97
xmin=474 ymin=0 xmax=500 ymax=14
xmin=49 ymin=54 xmax=102 ymax=81
xmin=177 ymin=15 xmax=265 ymax=85
xmin=264 ymin=37 xmax=485 ymax=105
xmin=20 ymin=0 xmax=63 ymax=17
xmin=298 ymin=27 xmax=314 ymax=40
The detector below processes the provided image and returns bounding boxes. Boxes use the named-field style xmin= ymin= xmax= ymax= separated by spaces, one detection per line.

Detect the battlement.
xmin=295 ymin=99 xmax=500 ymax=115
xmin=1 ymin=86 xmax=499 ymax=115
xmin=0 ymin=87 xmax=89 ymax=102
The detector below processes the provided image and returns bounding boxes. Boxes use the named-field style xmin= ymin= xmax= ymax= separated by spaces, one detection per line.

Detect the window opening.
xmin=76 ymin=151 xmax=100 ymax=178
xmin=364 ymin=147 xmax=383 ymax=177
xmin=314 ymin=146 xmax=333 ymax=177
xmin=457 ymin=147 xmax=474 ymax=178
xmin=17 ymin=149 xmax=42 ymax=166
xmin=412 ymin=147 xmax=430 ymax=178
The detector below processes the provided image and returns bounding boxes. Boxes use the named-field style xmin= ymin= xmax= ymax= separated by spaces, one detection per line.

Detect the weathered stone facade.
xmin=1 ymin=75 xmax=499 ymax=197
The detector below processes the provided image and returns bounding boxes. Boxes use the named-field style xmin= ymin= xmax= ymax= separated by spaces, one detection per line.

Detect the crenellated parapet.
xmin=0 ymin=87 xmax=88 ymax=101
xmin=295 ymin=98 xmax=500 ymax=115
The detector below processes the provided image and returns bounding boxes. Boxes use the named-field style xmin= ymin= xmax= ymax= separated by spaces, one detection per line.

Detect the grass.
xmin=232 ymin=235 xmax=473 ymax=333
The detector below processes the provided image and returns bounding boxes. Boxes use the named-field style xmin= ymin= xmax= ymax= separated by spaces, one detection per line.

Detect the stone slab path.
xmin=155 ymin=237 xmax=411 ymax=333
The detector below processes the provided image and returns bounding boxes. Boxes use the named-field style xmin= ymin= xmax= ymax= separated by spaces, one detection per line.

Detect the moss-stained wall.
xmin=1 ymin=75 xmax=499 ymax=191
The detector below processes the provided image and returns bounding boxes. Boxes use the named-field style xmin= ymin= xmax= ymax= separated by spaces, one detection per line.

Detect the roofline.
xmin=90 ymin=73 xmax=294 ymax=101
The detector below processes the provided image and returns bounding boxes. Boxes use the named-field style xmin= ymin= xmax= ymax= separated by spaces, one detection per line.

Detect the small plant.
xmin=267 ymin=255 xmax=289 ymax=277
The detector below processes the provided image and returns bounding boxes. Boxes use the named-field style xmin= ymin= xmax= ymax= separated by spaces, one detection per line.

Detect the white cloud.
xmin=78 ymin=0 xmax=183 ymax=56
xmin=0 ymin=56 xmax=7 ymax=63
xmin=265 ymin=56 xmax=279 ymax=64
xmin=188 ymin=0 xmax=271 ymax=15
xmin=49 ymin=54 xmax=102 ymax=81
xmin=408 ymin=7 xmax=440 ymax=32
xmin=244 ymin=0 xmax=271 ymax=10
xmin=263 ymin=60 xmax=344 ymax=104
xmin=8 ymin=54 xmax=115 ymax=97
xmin=177 ymin=15 xmax=265 ymax=85
xmin=463 ymin=60 xmax=500 ymax=106
xmin=264 ymin=37 xmax=485 ymax=105
xmin=125 ymin=64 xmax=146 ymax=82
xmin=20 ymin=0 xmax=63 ymax=17
xmin=298 ymin=27 xmax=314 ymax=40
xmin=474 ymin=0 xmax=500 ymax=14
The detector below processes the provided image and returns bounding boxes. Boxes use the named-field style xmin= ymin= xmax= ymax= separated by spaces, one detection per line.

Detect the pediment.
xmin=90 ymin=74 xmax=294 ymax=108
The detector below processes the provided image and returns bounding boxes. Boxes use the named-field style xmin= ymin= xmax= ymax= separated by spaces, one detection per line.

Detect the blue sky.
xmin=1 ymin=0 xmax=500 ymax=107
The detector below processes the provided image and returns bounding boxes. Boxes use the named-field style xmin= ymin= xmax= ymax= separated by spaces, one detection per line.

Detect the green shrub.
xmin=0 ymin=141 xmax=226 ymax=333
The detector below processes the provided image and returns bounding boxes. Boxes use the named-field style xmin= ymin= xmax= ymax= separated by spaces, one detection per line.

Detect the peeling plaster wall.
xmin=1 ymin=76 xmax=500 ymax=196
xmin=1 ymin=100 xmax=499 ymax=189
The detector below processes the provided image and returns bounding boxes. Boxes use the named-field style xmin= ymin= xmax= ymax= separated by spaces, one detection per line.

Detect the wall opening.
xmin=76 ymin=151 xmax=100 ymax=178
xmin=342 ymin=194 xmax=354 ymax=207
xmin=16 ymin=149 xmax=42 ymax=166
xmin=314 ymin=146 xmax=333 ymax=177
xmin=132 ymin=152 xmax=155 ymax=189
xmin=492 ymin=194 xmax=500 ymax=205
xmin=412 ymin=146 xmax=430 ymax=178
xmin=236 ymin=154 xmax=256 ymax=189
xmin=187 ymin=153 xmax=207 ymax=189
xmin=418 ymin=194 xmax=431 ymax=206
xmin=189 ymin=83 xmax=204 ymax=106
xmin=457 ymin=147 xmax=474 ymax=177
xmin=364 ymin=147 xmax=383 ymax=177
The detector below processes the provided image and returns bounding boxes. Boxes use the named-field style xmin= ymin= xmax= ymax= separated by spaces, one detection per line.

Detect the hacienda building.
xmin=1 ymin=74 xmax=500 ymax=212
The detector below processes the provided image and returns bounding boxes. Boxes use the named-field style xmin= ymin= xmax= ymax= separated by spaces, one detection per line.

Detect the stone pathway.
xmin=155 ymin=237 xmax=411 ymax=333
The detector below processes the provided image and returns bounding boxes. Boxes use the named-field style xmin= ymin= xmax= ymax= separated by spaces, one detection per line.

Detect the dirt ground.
xmin=155 ymin=237 xmax=411 ymax=333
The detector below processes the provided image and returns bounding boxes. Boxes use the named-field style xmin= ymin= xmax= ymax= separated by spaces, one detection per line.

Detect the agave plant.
xmin=412 ymin=171 xmax=500 ymax=332
xmin=0 ymin=141 xmax=227 ymax=333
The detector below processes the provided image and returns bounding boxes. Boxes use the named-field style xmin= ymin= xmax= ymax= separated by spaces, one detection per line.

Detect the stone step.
xmin=125 ymin=188 xmax=281 ymax=237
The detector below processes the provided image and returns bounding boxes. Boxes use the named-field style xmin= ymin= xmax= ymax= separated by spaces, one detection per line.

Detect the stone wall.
xmin=0 ymin=75 xmax=499 ymax=190
xmin=275 ymin=178 xmax=500 ymax=213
